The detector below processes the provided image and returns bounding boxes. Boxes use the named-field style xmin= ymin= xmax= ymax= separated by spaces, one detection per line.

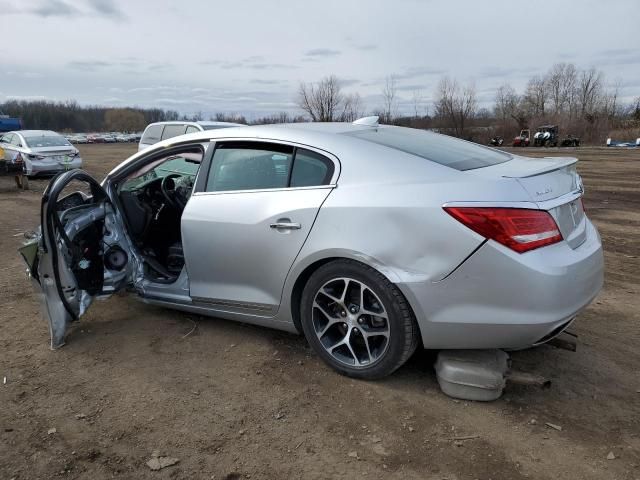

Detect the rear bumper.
xmin=26 ymin=158 xmax=83 ymax=176
xmin=398 ymin=219 xmax=604 ymax=349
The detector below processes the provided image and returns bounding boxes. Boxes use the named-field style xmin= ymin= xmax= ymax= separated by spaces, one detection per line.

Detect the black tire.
xmin=300 ymin=259 xmax=419 ymax=380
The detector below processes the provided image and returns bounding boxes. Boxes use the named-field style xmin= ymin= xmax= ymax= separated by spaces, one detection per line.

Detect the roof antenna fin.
xmin=352 ymin=116 xmax=379 ymax=127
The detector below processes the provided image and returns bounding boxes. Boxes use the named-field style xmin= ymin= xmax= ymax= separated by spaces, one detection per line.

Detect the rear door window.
xmin=206 ymin=142 xmax=293 ymax=192
xmin=185 ymin=125 xmax=200 ymax=134
xmin=141 ymin=124 xmax=163 ymax=145
xmin=161 ymin=124 xmax=187 ymax=140
xmin=290 ymin=149 xmax=334 ymax=187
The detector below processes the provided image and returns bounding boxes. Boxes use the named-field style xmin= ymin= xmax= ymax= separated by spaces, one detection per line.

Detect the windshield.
xmin=24 ymin=135 xmax=71 ymax=148
xmin=344 ymin=127 xmax=511 ymax=171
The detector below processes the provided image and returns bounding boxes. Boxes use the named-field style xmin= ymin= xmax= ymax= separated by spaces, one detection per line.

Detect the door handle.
xmin=270 ymin=222 xmax=301 ymax=230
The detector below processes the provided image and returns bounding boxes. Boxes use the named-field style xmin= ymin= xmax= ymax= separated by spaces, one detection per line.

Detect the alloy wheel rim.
xmin=312 ymin=277 xmax=390 ymax=368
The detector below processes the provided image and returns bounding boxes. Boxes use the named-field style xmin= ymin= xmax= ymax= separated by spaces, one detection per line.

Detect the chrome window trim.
xmin=201 ymin=136 xmax=341 ymax=189
xmin=192 ymin=184 xmax=336 ymax=197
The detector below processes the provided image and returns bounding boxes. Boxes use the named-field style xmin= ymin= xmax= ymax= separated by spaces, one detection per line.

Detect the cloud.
xmin=86 ymin=0 xmax=125 ymax=18
xmin=68 ymin=60 xmax=113 ymax=71
xmin=250 ymin=79 xmax=287 ymax=85
xmin=32 ymin=0 xmax=79 ymax=17
xmin=395 ymin=83 xmax=429 ymax=92
xmin=66 ymin=59 xmax=169 ymax=73
xmin=304 ymin=48 xmax=342 ymax=57
xmin=394 ymin=66 xmax=446 ymax=80
xmin=203 ymin=59 xmax=297 ymax=70
xmin=338 ymin=78 xmax=361 ymax=87
xmin=1 ymin=0 xmax=124 ymax=19
xmin=248 ymin=63 xmax=297 ymax=70
xmin=595 ymin=48 xmax=640 ymax=67
xmin=355 ymin=44 xmax=378 ymax=51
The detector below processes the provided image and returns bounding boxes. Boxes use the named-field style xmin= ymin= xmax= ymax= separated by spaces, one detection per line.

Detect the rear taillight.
xmin=444 ymin=207 xmax=563 ymax=253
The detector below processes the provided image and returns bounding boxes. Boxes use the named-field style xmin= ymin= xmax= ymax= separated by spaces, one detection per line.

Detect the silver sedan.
xmin=19 ymin=118 xmax=603 ymax=379
xmin=1 ymin=130 xmax=82 ymax=176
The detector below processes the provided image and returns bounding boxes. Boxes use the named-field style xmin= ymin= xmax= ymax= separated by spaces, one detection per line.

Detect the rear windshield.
xmin=141 ymin=124 xmax=163 ymax=144
xmin=202 ymin=125 xmax=235 ymax=131
xmin=24 ymin=135 xmax=71 ymax=148
xmin=344 ymin=128 xmax=511 ymax=171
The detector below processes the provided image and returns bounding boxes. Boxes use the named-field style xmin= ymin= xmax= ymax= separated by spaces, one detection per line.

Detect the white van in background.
xmin=138 ymin=121 xmax=245 ymax=151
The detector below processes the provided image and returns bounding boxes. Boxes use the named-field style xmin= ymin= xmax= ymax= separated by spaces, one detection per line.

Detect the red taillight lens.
xmin=444 ymin=207 xmax=563 ymax=253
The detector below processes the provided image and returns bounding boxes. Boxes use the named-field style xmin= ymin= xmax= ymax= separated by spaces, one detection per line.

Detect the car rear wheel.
xmin=300 ymin=260 xmax=419 ymax=380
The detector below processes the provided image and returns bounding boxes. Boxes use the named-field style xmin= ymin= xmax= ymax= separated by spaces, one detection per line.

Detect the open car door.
xmin=19 ymin=170 xmax=135 ymax=349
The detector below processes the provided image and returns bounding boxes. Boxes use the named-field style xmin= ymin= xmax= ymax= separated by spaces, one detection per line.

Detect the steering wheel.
xmin=160 ymin=174 xmax=183 ymax=209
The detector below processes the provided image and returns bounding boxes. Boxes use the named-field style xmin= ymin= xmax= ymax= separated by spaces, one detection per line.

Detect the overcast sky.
xmin=1 ymin=0 xmax=638 ymax=119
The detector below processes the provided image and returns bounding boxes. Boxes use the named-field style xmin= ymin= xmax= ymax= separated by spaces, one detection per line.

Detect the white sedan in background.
xmin=0 ymin=130 xmax=82 ymax=176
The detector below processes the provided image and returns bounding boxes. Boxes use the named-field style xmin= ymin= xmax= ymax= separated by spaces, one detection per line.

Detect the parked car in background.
xmin=87 ymin=134 xmax=105 ymax=144
xmin=0 ymin=130 xmax=82 ymax=176
xmin=606 ymin=137 xmax=640 ymax=147
xmin=20 ymin=118 xmax=603 ymax=380
xmin=138 ymin=121 xmax=245 ymax=151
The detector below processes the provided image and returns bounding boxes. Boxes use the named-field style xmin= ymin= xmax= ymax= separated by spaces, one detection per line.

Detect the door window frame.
xmin=193 ymin=138 xmax=340 ymax=196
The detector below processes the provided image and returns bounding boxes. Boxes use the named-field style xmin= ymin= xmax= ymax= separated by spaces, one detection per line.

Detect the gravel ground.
xmin=1 ymin=144 xmax=638 ymax=479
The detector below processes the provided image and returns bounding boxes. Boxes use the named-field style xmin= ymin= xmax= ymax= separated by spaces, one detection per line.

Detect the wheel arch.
xmin=286 ymin=251 xmax=417 ymax=335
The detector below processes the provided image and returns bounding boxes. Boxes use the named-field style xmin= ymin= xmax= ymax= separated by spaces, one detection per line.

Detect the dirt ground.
xmin=1 ymin=144 xmax=639 ymax=480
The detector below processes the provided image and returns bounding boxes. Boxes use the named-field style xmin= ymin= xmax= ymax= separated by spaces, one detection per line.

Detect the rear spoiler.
xmin=501 ymin=157 xmax=578 ymax=179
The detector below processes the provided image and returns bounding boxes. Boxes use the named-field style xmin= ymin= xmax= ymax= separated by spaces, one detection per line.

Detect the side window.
xmin=206 ymin=142 xmax=293 ymax=192
xmin=11 ymin=134 xmax=22 ymax=147
xmin=185 ymin=125 xmax=200 ymax=134
xmin=0 ymin=134 xmax=12 ymax=144
xmin=141 ymin=124 xmax=163 ymax=144
xmin=161 ymin=124 xmax=187 ymax=140
xmin=290 ymin=149 xmax=334 ymax=187
xmin=120 ymin=152 xmax=202 ymax=192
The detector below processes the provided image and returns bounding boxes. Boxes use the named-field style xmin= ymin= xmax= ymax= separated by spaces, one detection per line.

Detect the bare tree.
xmin=297 ymin=75 xmax=344 ymax=121
xmin=411 ymin=89 xmax=424 ymax=119
xmin=434 ymin=76 xmax=477 ymax=137
xmin=340 ymin=93 xmax=364 ymax=122
xmin=523 ymin=76 xmax=547 ymax=117
xmin=546 ymin=63 xmax=577 ymax=116
xmin=381 ymin=75 xmax=398 ymax=123
xmin=494 ymin=84 xmax=520 ymax=134
xmin=603 ymin=78 xmax=622 ymax=119
xmin=578 ymin=68 xmax=604 ymax=117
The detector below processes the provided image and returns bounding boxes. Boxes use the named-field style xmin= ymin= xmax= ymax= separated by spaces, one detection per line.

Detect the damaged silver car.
xmin=20 ymin=118 xmax=604 ymax=379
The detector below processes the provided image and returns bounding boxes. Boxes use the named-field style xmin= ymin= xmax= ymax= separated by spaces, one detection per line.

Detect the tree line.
xmin=2 ymin=62 xmax=639 ymax=143
xmin=297 ymin=65 xmax=640 ymax=143
xmin=0 ymin=100 xmax=184 ymax=133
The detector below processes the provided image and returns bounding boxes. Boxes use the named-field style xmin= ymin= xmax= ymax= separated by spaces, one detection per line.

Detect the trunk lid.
xmin=469 ymin=155 xmax=586 ymax=249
